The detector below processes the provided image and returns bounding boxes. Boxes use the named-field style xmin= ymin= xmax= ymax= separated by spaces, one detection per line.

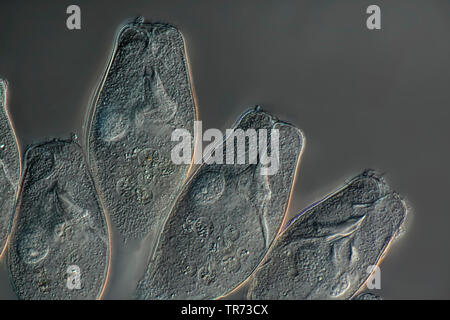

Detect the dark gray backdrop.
xmin=0 ymin=0 xmax=449 ymax=299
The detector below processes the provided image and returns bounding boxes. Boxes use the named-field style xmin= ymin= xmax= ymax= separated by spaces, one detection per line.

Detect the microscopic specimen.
xmin=86 ymin=21 xmax=195 ymax=241
xmin=136 ymin=107 xmax=304 ymax=299
xmin=8 ymin=140 xmax=109 ymax=299
xmin=0 ymin=79 xmax=20 ymax=255
xmin=245 ymin=171 xmax=407 ymax=300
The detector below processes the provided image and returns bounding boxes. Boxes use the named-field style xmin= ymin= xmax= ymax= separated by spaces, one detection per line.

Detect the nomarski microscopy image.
xmin=0 ymin=1 xmax=449 ymax=301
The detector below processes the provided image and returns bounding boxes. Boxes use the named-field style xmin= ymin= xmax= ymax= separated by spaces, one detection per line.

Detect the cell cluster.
xmin=0 ymin=20 xmax=407 ymax=300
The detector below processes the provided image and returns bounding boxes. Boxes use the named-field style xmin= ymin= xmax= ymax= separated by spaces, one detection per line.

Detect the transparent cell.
xmin=246 ymin=171 xmax=407 ymax=300
xmin=86 ymin=22 xmax=195 ymax=242
xmin=0 ymin=79 xmax=20 ymax=255
xmin=7 ymin=140 xmax=109 ymax=300
xmin=136 ymin=107 xmax=304 ymax=300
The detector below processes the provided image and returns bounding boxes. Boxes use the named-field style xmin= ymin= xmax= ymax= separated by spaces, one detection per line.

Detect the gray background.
xmin=0 ymin=0 xmax=449 ymax=299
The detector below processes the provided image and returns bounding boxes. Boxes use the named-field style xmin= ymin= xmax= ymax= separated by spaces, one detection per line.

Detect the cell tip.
xmin=0 ymin=78 xmax=6 ymax=90
xmin=70 ymin=132 xmax=79 ymax=143
xmin=134 ymin=16 xmax=145 ymax=24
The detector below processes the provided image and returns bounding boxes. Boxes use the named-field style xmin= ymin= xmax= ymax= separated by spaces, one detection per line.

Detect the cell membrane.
xmin=8 ymin=140 xmax=109 ymax=299
xmin=136 ymin=107 xmax=304 ymax=299
xmin=86 ymin=21 xmax=195 ymax=242
xmin=0 ymin=80 xmax=20 ymax=255
xmin=246 ymin=171 xmax=407 ymax=300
